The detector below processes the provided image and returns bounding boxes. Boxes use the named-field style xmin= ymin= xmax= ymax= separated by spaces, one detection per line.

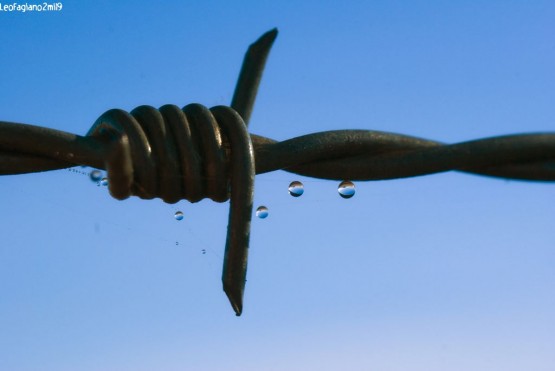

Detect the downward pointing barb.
xmin=224 ymin=281 xmax=244 ymax=316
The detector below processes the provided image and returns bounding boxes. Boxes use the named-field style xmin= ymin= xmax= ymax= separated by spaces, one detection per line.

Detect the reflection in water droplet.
xmin=338 ymin=180 xmax=355 ymax=199
xmin=256 ymin=206 xmax=269 ymax=219
xmin=100 ymin=177 xmax=108 ymax=186
xmin=288 ymin=181 xmax=304 ymax=197
xmin=174 ymin=211 xmax=184 ymax=221
xmin=90 ymin=170 xmax=103 ymax=182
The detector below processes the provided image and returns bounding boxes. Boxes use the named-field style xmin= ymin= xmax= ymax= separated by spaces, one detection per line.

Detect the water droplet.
xmin=174 ymin=211 xmax=184 ymax=221
xmin=202 ymin=249 xmax=206 ymax=255
xmin=175 ymin=241 xmax=179 ymax=246
xmin=338 ymin=180 xmax=355 ymax=199
xmin=256 ymin=206 xmax=269 ymax=219
xmin=100 ymin=177 xmax=108 ymax=186
xmin=288 ymin=181 xmax=304 ymax=197
xmin=89 ymin=169 xmax=103 ymax=182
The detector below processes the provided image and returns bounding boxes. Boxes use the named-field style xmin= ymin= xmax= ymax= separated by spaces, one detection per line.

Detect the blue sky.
xmin=1 ymin=1 xmax=554 ymax=370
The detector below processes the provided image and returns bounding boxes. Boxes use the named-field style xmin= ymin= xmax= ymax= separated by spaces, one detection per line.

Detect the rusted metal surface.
xmin=1 ymin=29 xmax=554 ymax=315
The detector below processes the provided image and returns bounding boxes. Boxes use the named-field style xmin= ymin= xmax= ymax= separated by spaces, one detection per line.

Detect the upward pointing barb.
xmin=231 ymin=28 xmax=278 ymax=127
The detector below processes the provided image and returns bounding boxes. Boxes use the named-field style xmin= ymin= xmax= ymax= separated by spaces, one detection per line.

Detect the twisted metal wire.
xmin=1 ymin=29 xmax=554 ymax=315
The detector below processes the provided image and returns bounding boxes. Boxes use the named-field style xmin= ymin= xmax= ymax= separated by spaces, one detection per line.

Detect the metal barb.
xmin=231 ymin=28 xmax=278 ymax=127
xmin=1 ymin=29 xmax=555 ymax=316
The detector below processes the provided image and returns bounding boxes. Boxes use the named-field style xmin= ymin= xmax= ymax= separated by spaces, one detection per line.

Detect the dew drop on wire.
xmin=90 ymin=169 xmax=103 ymax=182
xmin=288 ymin=181 xmax=304 ymax=197
xmin=100 ymin=177 xmax=108 ymax=186
xmin=256 ymin=206 xmax=269 ymax=219
xmin=338 ymin=180 xmax=355 ymax=199
xmin=174 ymin=211 xmax=184 ymax=221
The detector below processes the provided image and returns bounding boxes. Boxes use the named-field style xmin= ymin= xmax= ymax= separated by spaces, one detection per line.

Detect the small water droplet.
xmin=175 ymin=241 xmax=179 ymax=246
xmin=90 ymin=170 xmax=103 ymax=182
xmin=174 ymin=211 xmax=184 ymax=221
xmin=100 ymin=177 xmax=108 ymax=186
xmin=288 ymin=181 xmax=304 ymax=197
xmin=256 ymin=206 xmax=269 ymax=219
xmin=202 ymin=249 xmax=206 ymax=255
xmin=338 ymin=180 xmax=355 ymax=199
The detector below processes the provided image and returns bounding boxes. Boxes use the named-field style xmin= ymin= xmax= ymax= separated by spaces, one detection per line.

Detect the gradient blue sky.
xmin=1 ymin=1 xmax=554 ymax=370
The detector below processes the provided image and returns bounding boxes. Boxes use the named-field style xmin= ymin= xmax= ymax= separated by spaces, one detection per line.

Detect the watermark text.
xmin=0 ymin=2 xmax=63 ymax=13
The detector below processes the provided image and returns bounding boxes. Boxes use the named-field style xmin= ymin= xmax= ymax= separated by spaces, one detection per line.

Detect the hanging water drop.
xmin=338 ymin=180 xmax=355 ymax=199
xmin=100 ymin=177 xmax=108 ymax=186
xmin=256 ymin=206 xmax=269 ymax=219
xmin=174 ymin=211 xmax=184 ymax=221
xmin=288 ymin=181 xmax=304 ymax=197
xmin=89 ymin=169 xmax=103 ymax=182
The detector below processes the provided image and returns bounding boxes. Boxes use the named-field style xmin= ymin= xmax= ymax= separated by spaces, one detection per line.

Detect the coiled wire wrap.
xmin=87 ymin=104 xmax=254 ymax=315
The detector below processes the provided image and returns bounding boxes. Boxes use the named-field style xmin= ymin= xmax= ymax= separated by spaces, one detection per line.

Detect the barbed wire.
xmin=1 ymin=29 xmax=553 ymax=316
